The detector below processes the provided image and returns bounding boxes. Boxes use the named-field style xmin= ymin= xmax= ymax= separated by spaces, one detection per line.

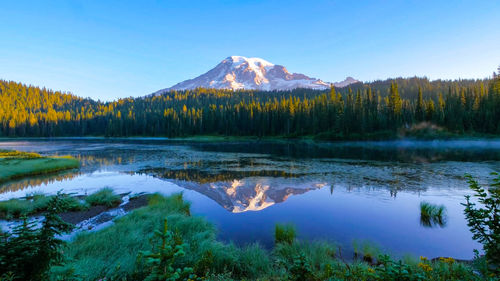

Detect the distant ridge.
xmin=154 ymin=56 xmax=358 ymax=94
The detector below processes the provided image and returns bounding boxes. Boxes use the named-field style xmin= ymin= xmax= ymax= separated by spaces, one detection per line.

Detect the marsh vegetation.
xmin=0 ymin=192 xmax=495 ymax=280
xmin=0 ymin=139 xmax=499 ymax=280
xmin=0 ymin=188 xmax=122 ymax=220
xmin=0 ymin=150 xmax=80 ymax=184
xmin=420 ymin=201 xmax=447 ymax=227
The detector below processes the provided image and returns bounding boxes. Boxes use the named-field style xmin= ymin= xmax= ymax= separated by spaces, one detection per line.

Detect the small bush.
xmin=274 ymin=223 xmax=296 ymax=245
xmin=463 ymin=173 xmax=500 ymax=273
xmin=84 ymin=188 xmax=122 ymax=208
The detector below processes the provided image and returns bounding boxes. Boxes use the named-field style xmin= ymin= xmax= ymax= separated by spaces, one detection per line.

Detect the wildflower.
xmin=420 ymin=256 xmax=428 ymax=261
xmin=439 ymin=257 xmax=455 ymax=264
xmin=418 ymin=262 xmax=433 ymax=272
xmin=367 ymin=268 xmax=375 ymax=273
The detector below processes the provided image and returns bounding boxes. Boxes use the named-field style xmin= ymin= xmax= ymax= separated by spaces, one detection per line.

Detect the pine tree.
xmin=416 ymin=87 xmax=424 ymax=122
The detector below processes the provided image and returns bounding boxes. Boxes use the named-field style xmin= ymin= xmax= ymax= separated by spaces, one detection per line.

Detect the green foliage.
xmin=137 ymin=219 xmax=199 ymax=281
xmin=0 ymin=193 xmax=75 ymax=281
xmin=1 ymin=77 xmax=499 ymax=139
xmin=49 ymin=193 xmax=487 ymax=281
xmin=420 ymin=201 xmax=447 ymax=227
xmin=274 ymin=223 xmax=296 ymax=245
xmin=84 ymin=187 xmax=122 ymax=208
xmin=288 ymin=253 xmax=315 ymax=281
xmin=462 ymin=173 xmax=500 ymax=272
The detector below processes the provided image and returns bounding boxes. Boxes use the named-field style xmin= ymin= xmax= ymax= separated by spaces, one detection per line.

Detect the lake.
xmin=1 ymin=138 xmax=500 ymax=260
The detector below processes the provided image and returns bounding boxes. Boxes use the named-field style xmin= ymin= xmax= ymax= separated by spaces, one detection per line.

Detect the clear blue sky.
xmin=1 ymin=0 xmax=499 ymax=100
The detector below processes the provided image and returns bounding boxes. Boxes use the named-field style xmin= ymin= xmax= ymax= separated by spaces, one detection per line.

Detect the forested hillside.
xmin=1 ymin=76 xmax=499 ymax=139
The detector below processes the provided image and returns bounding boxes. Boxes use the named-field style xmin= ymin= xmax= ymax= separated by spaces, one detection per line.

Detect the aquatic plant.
xmin=420 ymin=201 xmax=447 ymax=227
xmin=352 ymin=239 xmax=382 ymax=263
xmin=274 ymin=223 xmax=296 ymax=245
xmin=84 ymin=187 xmax=122 ymax=208
xmin=463 ymin=173 xmax=500 ymax=273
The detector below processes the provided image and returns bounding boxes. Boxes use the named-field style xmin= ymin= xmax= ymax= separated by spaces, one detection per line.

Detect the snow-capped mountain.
xmin=154 ymin=56 xmax=358 ymax=94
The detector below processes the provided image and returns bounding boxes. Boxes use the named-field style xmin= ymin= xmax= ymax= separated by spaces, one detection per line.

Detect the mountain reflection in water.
xmin=137 ymin=168 xmax=325 ymax=212
xmin=1 ymin=139 xmax=499 ymax=259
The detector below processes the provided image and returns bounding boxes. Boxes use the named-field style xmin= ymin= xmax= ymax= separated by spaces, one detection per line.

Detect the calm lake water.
xmin=1 ymin=138 xmax=500 ymax=260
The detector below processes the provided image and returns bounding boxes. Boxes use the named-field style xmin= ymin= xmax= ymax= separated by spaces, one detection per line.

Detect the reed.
xmin=420 ymin=201 xmax=447 ymax=227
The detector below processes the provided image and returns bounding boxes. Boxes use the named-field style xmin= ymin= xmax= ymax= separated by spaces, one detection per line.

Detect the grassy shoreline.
xmin=0 ymin=150 xmax=80 ymax=184
xmin=52 ymin=193 xmax=488 ymax=281
xmin=0 ymin=188 xmax=122 ymax=220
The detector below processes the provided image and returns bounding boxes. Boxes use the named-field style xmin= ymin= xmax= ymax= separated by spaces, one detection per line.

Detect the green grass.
xmin=274 ymin=223 xmax=296 ymax=245
xmin=84 ymin=187 xmax=122 ymax=207
xmin=0 ymin=193 xmax=86 ymax=219
xmin=57 ymin=193 xmax=272 ymax=280
xmin=420 ymin=201 xmax=447 ymax=227
xmin=0 ymin=189 xmax=122 ymax=219
xmin=0 ymin=150 xmax=80 ymax=183
xmin=52 ymin=194 xmax=484 ymax=281
xmin=0 ymin=149 xmax=42 ymax=159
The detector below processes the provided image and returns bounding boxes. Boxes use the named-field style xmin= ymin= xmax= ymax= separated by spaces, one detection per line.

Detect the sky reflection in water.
xmin=1 ymin=139 xmax=499 ymax=260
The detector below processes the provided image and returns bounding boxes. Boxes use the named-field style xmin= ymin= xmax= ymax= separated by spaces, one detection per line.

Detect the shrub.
xmin=462 ymin=173 xmax=500 ymax=273
xmin=0 ymin=193 xmax=74 ymax=281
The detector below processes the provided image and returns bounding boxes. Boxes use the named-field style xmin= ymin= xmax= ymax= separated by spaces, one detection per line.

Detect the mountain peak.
xmin=154 ymin=56 xmax=358 ymax=94
xmin=224 ymin=56 xmax=274 ymax=68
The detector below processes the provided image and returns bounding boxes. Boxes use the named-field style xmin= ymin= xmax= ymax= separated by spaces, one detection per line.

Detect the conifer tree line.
xmin=1 ymin=75 xmax=499 ymax=139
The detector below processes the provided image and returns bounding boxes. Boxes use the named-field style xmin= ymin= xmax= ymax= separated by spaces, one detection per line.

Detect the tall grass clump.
xmin=353 ymin=239 xmax=383 ymax=263
xmin=0 ymin=198 xmax=33 ymax=219
xmin=420 ymin=201 xmax=447 ymax=227
xmin=84 ymin=187 xmax=122 ymax=207
xmin=274 ymin=223 xmax=296 ymax=245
